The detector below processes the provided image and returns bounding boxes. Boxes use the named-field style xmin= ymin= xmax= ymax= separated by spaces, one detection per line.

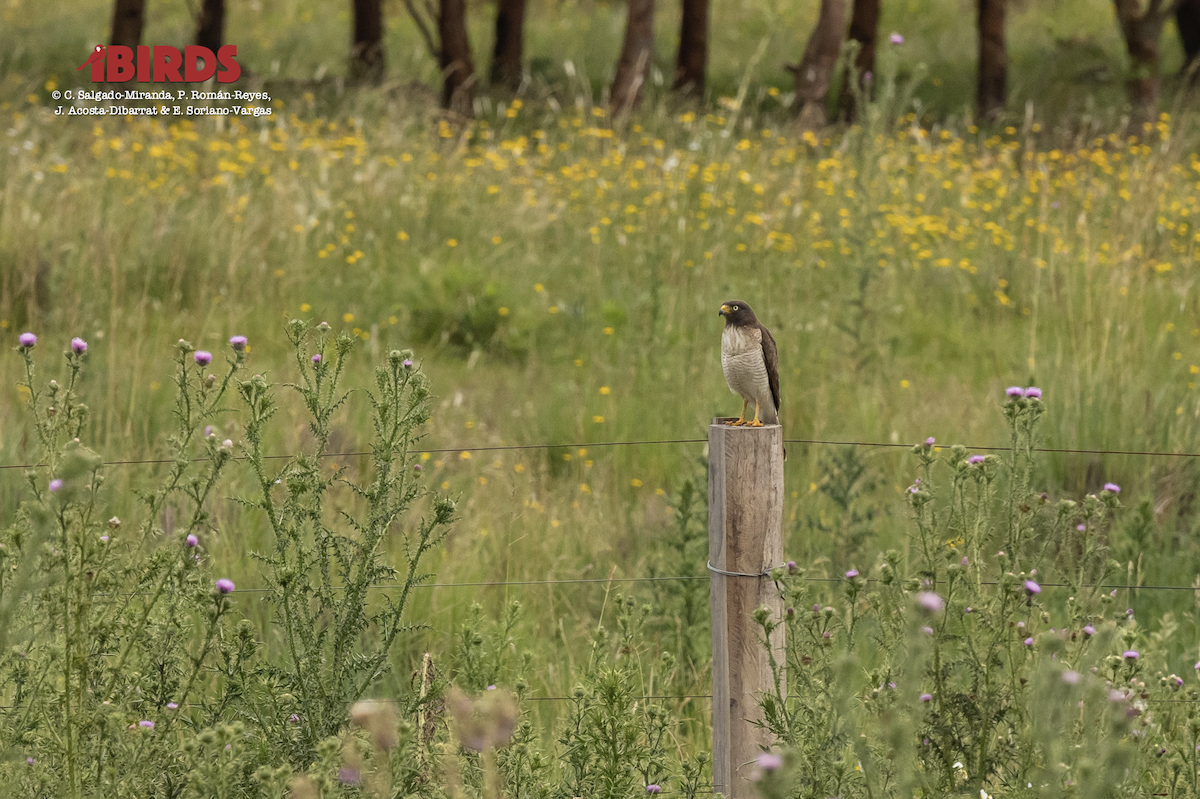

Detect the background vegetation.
xmin=4 ymin=0 xmax=1200 ymax=794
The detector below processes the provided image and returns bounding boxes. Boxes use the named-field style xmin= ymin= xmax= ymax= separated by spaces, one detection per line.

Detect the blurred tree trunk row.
xmin=610 ymin=0 xmax=657 ymax=114
xmin=977 ymin=0 xmax=1006 ymax=120
xmin=1114 ymin=0 xmax=1168 ymax=109
xmin=674 ymin=0 xmax=709 ymax=96
xmin=195 ymin=0 xmax=226 ymax=54
xmin=491 ymin=0 xmax=527 ymax=91
xmin=351 ymin=0 xmax=385 ymax=82
xmin=1180 ymin=0 xmax=1200 ymax=71
xmin=788 ymin=0 xmax=847 ymax=129
xmin=109 ymin=0 xmax=144 ymax=50
xmin=840 ymin=0 xmax=879 ymax=119
xmin=106 ymin=0 xmax=1200 ymax=124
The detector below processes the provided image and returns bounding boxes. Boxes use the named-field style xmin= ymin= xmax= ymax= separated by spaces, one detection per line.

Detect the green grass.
xmin=3 ymin=0 xmax=1200 ymax=731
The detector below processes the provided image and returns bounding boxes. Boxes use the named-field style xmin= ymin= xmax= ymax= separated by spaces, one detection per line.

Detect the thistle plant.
xmin=0 ymin=334 xmax=245 ymax=799
xmin=752 ymin=386 xmax=1189 ymax=798
xmin=556 ymin=597 xmax=673 ymax=799
xmin=0 ymin=326 xmax=461 ymax=799
xmin=239 ymin=319 xmax=455 ymax=760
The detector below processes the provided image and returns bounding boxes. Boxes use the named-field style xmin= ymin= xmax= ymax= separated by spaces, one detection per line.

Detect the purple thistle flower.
xmin=414 ymin=463 xmax=423 ymax=472
xmin=289 ymin=714 xmax=300 ymax=723
xmin=18 ymin=332 xmax=36 ymax=348
xmin=647 ymin=786 xmax=662 ymax=795
xmin=960 ymin=556 xmax=970 ymax=566
xmin=1076 ymin=523 xmax=1086 ymax=532
xmin=49 ymin=479 xmax=63 ymax=493
xmin=845 ymin=569 xmax=859 ymax=579
xmin=70 ymin=337 xmax=87 ymax=354
xmin=25 ymin=757 xmax=35 ymax=765
xmin=216 ymin=578 xmax=235 ymax=594
xmin=139 ymin=720 xmax=155 ymax=729
xmin=889 ymin=32 xmax=904 ymax=45
xmin=921 ymin=626 xmax=933 ymax=635
xmin=337 ymin=768 xmax=361 ymax=785
xmin=1103 ymin=482 xmax=1121 ymax=494
xmin=1123 ymin=650 xmax=1139 ymax=660
xmin=194 ymin=351 xmax=212 ymax=366
xmin=757 ymin=753 xmax=783 ymax=771
xmin=1006 ymin=386 xmax=1023 ymax=397
xmin=917 ymin=592 xmax=944 ymax=612
xmin=925 ymin=436 xmax=935 ymax=446
xmin=204 ymin=425 xmax=214 ymax=437
xmin=968 ymin=455 xmax=985 ymax=464
xmin=919 ymin=693 xmax=932 ymax=702
xmin=787 ymin=560 xmax=797 ymax=572
xmin=1108 ymin=689 xmax=1126 ymax=702
xmin=863 ymin=71 xmax=873 ymax=83
xmin=229 ymin=335 xmax=248 ymax=351
xmin=186 ymin=534 xmax=198 ymax=547
xmin=311 ymin=354 xmax=321 ymax=364
xmin=1024 ymin=580 xmax=1041 ymax=595
xmin=403 ymin=358 xmax=413 ymax=369
xmin=1083 ymin=625 xmax=1095 ymax=636
xmin=167 ymin=702 xmax=178 ymax=710
xmin=100 ymin=535 xmax=109 ymax=543
xmin=1024 ymin=637 xmax=1034 ymax=646
xmin=1024 ymin=387 xmax=1042 ymax=399
xmin=1062 ymin=671 xmax=1081 ymax=685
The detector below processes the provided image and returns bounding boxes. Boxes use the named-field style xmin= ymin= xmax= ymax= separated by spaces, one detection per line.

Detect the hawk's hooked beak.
xmin=718 ymin=304 xmax=729 ymax=317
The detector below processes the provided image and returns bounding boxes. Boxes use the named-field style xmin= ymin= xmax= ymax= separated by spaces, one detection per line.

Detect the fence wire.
xmin=2 ymin=435 xmax=1200 ymax=472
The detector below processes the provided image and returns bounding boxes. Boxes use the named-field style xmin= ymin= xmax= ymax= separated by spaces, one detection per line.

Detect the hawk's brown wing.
xmin=757 ymin=322 xmax=780 ymax=413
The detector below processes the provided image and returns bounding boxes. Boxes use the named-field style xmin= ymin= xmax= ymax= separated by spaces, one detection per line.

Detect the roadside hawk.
xmin=718 ymin=300 xmax=780 ymax=428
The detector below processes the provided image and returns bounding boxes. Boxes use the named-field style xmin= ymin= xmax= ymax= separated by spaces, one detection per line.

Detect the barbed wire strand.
xmin=92 ymin=573 xmax=1200 ymax=600
xmin=2 ymin=436 xmax=1199 ymax=472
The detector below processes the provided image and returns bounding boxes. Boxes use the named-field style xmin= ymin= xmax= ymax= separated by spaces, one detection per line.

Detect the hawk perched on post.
xmin=718 ymin=300 xmax=780 ymax=428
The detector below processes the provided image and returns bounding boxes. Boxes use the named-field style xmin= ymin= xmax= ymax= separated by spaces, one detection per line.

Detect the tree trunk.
xmin=1177 ymin=0 xmax=1200 ymax=78
xmin=490 ymin=0 xmax=526 ymax=90
xmin=673 ymin=0 xmax=708 ymax=96
xmin=195 ymin=0 xmax=226 ymax=51
xmin=610 ymin=0 xmax=656 ymax=116
xmin=839 ymin=0 xmax=879 ymax=119
xmin=110 ymin=0 xmax=145 ymax=49
xmin=1113 ymin=0 xmax=1174 ymax=114
xmin=440 ymin=0 xmax=476 ymax=115
xmin=351 ymin=0 xmax=385 ymax=83
xmin=786 ymin=0 xmax=846 ymax=130
xmin=976 ymin=0 xmax=1006 ymax=120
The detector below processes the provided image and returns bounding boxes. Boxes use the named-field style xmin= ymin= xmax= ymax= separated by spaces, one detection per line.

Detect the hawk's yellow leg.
xmin=747 ymin=402 xmax=764 ymax=427
xmin=726 ymin=400 xmax=748 ymax=426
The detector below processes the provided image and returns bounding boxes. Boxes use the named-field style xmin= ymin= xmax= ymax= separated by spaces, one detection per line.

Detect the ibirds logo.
xmin=77 ymin=45 xmax=241 ymax=84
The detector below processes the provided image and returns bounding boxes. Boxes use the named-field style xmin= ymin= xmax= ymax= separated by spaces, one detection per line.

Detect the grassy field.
xmin=4 ymin=0 xmax=1200 ymax=789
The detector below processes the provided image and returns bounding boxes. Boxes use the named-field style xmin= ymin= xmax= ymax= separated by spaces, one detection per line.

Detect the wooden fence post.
xmin=709 ymin=419 xmax=785 ymax=798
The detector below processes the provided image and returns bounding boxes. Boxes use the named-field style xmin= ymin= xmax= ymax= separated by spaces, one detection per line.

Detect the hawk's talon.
xmin=747 ymin=402 xmax=763 ymax=427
